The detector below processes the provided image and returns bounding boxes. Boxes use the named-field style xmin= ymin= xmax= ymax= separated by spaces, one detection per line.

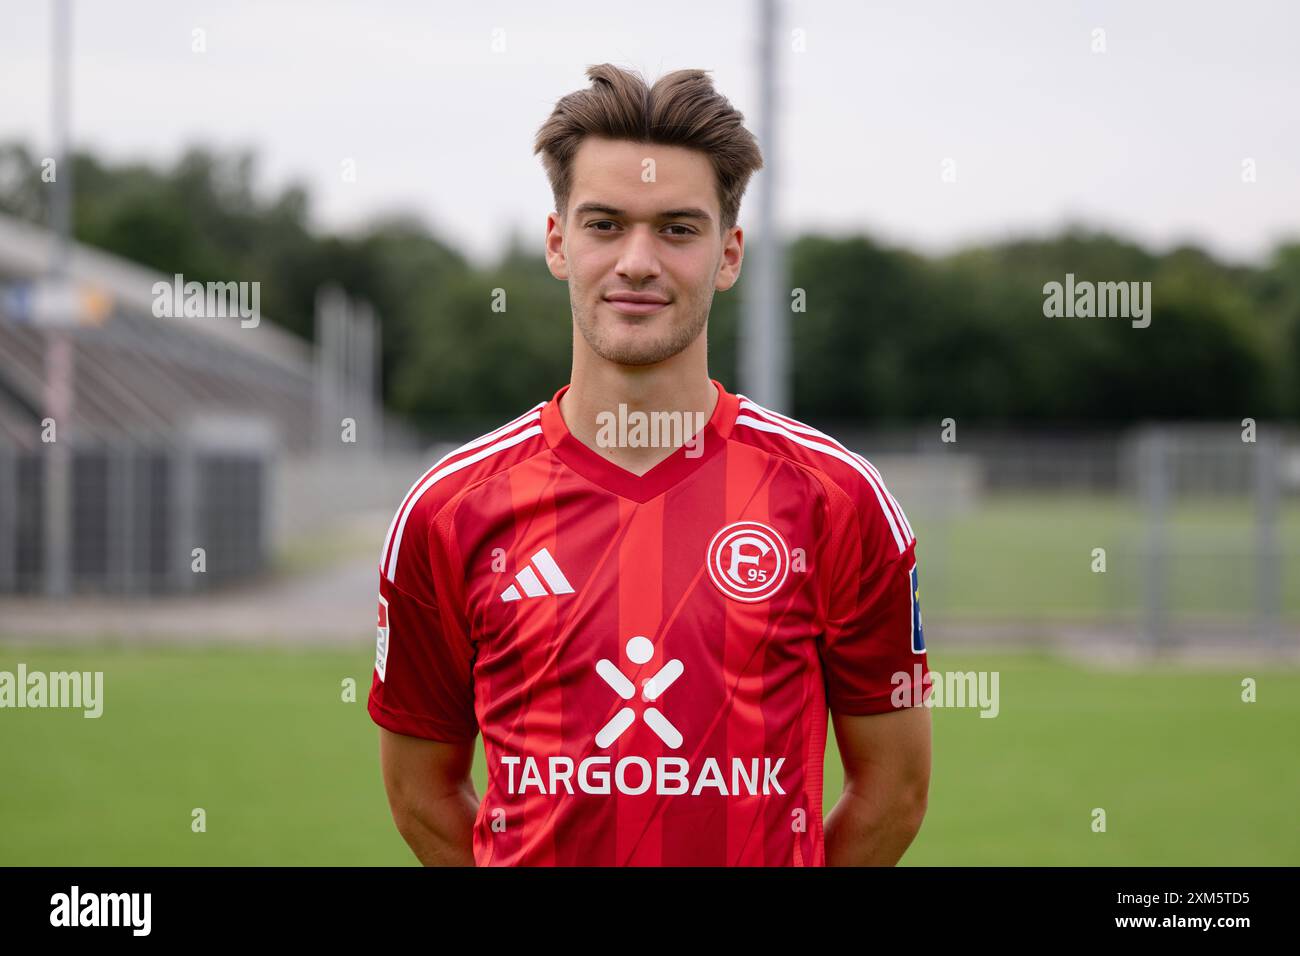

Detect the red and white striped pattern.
xmin=381 ymin=402 xmax=547 ymax=582
xmin=733 ymin=396 xmax=915 ymax=554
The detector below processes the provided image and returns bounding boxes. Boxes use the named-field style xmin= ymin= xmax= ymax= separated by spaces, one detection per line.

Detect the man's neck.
xmin=559 ymin=350 xmax=719 ymax=477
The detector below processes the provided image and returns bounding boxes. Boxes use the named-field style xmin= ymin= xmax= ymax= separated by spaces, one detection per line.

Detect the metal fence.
xmin=0 ymin=424 xmax=272 ymax=595
xmin=853 ymin=422 xmax=1300 ymax=654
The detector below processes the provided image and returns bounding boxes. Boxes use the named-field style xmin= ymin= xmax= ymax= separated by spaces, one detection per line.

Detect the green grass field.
xmin=909 ymin=494 xmax=1300 ymax=619
xmin=1 ymin=645 xmax=1295 ymax=865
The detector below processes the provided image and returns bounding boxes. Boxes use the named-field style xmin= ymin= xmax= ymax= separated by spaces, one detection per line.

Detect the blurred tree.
xmin=1252 ymin=242 xmax=1300 ymax=417
xmin=0 ymin=142 xmax=1293 ymax=428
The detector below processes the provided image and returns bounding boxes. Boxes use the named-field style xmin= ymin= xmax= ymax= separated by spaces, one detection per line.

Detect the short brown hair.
xmin=533 ymin=63 xmax=764 ymax=233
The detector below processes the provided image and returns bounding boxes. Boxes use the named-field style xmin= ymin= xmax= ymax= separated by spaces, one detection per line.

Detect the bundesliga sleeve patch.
xmin=375 ymin=594 xmax=390 ymax=681
xmin=910 ymin=562 xmax=925 ymax=653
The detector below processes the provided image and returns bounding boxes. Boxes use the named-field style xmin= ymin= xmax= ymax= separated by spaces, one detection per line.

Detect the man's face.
xmin=545 ymin=136 xmax=744 ymax=367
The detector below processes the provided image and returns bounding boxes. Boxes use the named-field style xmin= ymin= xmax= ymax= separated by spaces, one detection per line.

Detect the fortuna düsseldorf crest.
xmin=706 ymin=521 xmax=790 ymax=603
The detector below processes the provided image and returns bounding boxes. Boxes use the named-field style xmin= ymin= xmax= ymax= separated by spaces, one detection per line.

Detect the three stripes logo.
xmin=500 ymin=547 xmax=574 ymax=603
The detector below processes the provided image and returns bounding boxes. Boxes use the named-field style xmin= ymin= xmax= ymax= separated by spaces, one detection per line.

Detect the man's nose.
xmin=614 ymin=225 xmax=661 ymax=282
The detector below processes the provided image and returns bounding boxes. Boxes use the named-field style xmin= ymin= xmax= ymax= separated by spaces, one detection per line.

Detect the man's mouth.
xmin=604 ymin=292 xmax=670 ymax=316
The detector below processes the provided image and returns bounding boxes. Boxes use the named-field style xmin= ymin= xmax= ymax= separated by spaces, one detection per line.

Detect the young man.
xmin=370 ymin=64 xmax=931 ymax=866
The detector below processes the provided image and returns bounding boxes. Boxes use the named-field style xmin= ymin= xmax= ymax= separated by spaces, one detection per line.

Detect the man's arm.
xmin=825 ymin=705 xmax=931 ymax=866
xmin=378 ymin=726 xmax=479 ymax=866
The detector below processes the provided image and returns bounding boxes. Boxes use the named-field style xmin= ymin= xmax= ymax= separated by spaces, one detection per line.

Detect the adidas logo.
xmin=500 ymin=547 xmax=575 ymax=603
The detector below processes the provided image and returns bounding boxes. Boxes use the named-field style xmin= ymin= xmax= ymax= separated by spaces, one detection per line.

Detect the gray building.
xmin=0 ymin=212 xmax=329 ymax=594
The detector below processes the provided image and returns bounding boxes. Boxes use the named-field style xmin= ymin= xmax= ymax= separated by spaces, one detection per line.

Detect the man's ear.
xmin=544 ymin=211 xmax=568 ymax=280
xmin=714 ymin=225 xmax=744 ymax=292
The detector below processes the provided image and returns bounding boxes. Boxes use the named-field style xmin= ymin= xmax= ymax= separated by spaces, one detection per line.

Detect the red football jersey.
xmin=370 ymin=378 xmax=929 ymax=866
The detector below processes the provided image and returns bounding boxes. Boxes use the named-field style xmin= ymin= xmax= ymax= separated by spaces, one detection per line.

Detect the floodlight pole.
xmin=740 ymin=0 xmax=789 ymax=412
xmin=44 ymin=0 xmax=74 ymax=596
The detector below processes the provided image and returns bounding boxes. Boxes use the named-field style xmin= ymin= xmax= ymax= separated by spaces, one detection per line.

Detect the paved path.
xmin=0 ymin=529 xmax=382 ymax=648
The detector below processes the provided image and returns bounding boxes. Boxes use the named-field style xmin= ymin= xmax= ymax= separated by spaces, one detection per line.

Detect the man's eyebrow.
xmin=660 ymin=207 xmax=713 ymax=222
xmin=572 ymin=202 xmax=713 ymax=222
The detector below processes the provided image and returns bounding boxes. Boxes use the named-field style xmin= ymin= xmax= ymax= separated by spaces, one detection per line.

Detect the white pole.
xmin=740 ymin=0 xmax=789 ymax=412
xmin=44 ymin=0 xmax=74 ymax=596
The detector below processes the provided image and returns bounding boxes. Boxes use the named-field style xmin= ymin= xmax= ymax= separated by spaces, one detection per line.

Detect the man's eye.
xmin=664 ymin=224 xmax=695 ymax=236
xmin=588 ymin=220 xmax=618 ymax=232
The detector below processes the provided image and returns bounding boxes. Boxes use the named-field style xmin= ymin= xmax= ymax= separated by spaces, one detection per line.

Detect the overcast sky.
xmin=2 ymin=0 xmax=1296 ymax=266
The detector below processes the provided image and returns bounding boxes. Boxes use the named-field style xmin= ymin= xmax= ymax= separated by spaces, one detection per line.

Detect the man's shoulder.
xmin=729 ymin=394 xmax=882 ymax=499
xmin=729 ymin=395 xmax=915 ymax=555
xmin=380 ymin=401 xmax=550 ymax=580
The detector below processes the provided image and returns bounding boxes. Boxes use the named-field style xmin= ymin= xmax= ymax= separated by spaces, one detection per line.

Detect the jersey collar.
xmin=541 ymin=377 xmax=738 ymax=503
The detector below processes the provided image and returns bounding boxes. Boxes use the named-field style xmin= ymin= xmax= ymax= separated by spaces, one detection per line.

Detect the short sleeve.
xmin=368 ymin=498 xmax=478 ymax=743
xmin=819 ymin=478 xmax=930 ymax=716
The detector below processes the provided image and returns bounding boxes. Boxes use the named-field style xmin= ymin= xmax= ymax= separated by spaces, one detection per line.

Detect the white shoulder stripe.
xmin=851 ymin=450 xmax=915 ymax=540
xmin=734 ymin=414 xmax=908 ymax=553
xmin=384 ymin=423 xmax=543 ymax=581
xmin=381 ymin=401 xmax=546 ymax=579
xmin=380 ymin=403 xmax=544 ymax=570
xmin=737 ymin=397 xmax=915 ymax=544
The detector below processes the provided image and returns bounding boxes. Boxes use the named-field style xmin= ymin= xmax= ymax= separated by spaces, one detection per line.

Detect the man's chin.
xmin=587 ymin=329 xmax=688 ymax=367
xmin=594 ymin=343 xmax=678 ymax=367
xmin=577 ymin=309 xmax=705 ymax=367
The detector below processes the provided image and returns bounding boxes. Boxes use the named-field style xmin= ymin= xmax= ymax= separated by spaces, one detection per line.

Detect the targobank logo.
xmin=595 ymin=635 xmax=683 ymax=748
xmin=499 ymin=635 xmax=786 ymax=797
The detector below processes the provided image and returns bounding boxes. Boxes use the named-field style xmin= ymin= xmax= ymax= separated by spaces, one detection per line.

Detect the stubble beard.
xmin=573 ymin=288 xmax=712 ymax=367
